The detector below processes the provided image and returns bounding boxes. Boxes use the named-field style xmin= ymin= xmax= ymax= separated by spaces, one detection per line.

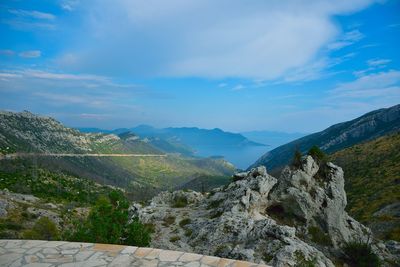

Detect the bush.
xmin=172 ymin=196 xmax=188 ymax=208
xmin=169 ymin=235 xmax=180 ymax=242
xmin=179 ymin=218 xmax=191 ymax=228
xmin=292 ymin=149 xmax=303 ymax=168
xmin=343 ymin=240 xmax=380 ymax=267
xmin=308 ymin=146 xmax=326 ymax=163
xmin=22 ymin=217 xmax=60 ymax=241
xmin=308 ymin=226 xmax=331 ymax=246
xmin=66 ymin=190 xmax=151 ymax=246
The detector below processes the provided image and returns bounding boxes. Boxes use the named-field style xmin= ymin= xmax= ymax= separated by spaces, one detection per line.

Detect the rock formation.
xmin=132 ymin=156 xmax=398 ymax=266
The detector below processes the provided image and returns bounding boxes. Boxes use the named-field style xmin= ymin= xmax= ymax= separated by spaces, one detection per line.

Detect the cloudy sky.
xmin=0 ymin=0 xmax=399 ymax=132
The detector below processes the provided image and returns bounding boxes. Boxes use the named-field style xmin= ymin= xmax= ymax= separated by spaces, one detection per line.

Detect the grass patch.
xmin=169 ymin=235 xmax=181 ymax=242
xmin=342 ymin=240 xmax=380 ymax=267
xmin=179 ymin=218 xmax=191 ymax=228
xmin=308 ymin=226 xmax=332 ymax=246
xmin=172 ymin=196 xmax=188 ymax=208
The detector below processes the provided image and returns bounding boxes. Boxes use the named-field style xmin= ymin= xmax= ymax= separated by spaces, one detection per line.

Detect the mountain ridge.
xmin=249 ymin=104 xmax=400 ymax=171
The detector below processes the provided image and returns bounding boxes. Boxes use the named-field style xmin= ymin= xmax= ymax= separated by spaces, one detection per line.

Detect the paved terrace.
xmin=0 ymin=240 xmax=271 ymax=267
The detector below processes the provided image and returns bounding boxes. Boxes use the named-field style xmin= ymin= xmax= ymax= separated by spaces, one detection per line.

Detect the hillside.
xmin=0 ymin=111 xmax=235 ymax=200
xmin=250 ymin=104 xmax=400 ymax=172
xmin=330 ymin=133 xmax=400 ymax=241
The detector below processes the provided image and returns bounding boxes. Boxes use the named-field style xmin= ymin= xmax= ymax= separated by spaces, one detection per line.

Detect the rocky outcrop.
xmin=132 ymin=156 xmax=398 ymax=266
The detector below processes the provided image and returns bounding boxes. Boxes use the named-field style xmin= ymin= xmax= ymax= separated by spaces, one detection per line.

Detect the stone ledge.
xmin=0 ymin=239 xmax=271 ymax=267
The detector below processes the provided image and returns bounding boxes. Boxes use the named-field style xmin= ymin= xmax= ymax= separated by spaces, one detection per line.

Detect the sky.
xmin=0 ymin=0 xmax=399 ymax=133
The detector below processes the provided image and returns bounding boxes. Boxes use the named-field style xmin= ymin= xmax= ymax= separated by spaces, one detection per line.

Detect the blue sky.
xmin=0 ymin=0 xmax=399 ymax=133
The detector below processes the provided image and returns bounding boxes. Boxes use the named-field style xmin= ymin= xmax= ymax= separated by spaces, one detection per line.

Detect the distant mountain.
xmin=79 ymin=125 xmax=266 ymax=168
xmin=330 ymin=133 xmax=400 ymax=241
xmin=250 ymin=104 xmax=400 ymax=171
xmin=241 ymin=130 xmax=306 ymax=150
xmin=0 ymin=111 xmax=235 ymax=200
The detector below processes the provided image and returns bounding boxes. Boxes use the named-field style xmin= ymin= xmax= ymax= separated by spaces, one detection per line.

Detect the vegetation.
xmin=294 ymin=251 xmax=317 ymax=267
xmin=330 ymin=133 xmax=400 ymax=240
xmin=0 ymin=160 xmax=114 ymax=205
xmin=307 ymin=145 xmax=326 ymax=163
xmin=172 ymin=195 xmax=188 ymax=208
xmin=342 ymin=240 xmax=380 ymax=267
xmin=308 ymin=226 xmax=331 ymax=246
xmin=66 ymin=190 xmax=151 ymax=246
xmin=179 ymin=218 xmax=191 ymax=228
xmin=22 ymin=217 xmax=60 ymax=241
xmin=292 ymin=149 xmax=302 ymax=168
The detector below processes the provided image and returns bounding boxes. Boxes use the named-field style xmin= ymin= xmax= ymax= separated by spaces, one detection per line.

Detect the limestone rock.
xmin=132 ymin=156 xmax=396 ymax=266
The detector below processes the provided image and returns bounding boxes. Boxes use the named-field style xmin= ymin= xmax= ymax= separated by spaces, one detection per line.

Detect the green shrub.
xmin=172 ymin=196 xmax=188 ymax=208
xmin=184 ymin=229 xmax=193 ymax=237
xmin=179 ymin=218 xmax=191 ymax=228
xmin=169 ymin=235 xmax=180 ymax=242
xmin=308 ymin=226 xmax=332 ymax=246
xmin=308 ymin=146 xmax=326 ymax=163
xmin=207 ymin=199 xmax=223 ymax=209
xmin=343 ymin=240 xmax=380 ymax=267
xmin=22 ymin=217 xmax=60 ymax=241
xmin=66 ymin=190 xmax=151 ymax=246
xmin=294 ymin=251 xmax=317 ymax=267
xmin=292 ymin=149 xmax=303 ymax=168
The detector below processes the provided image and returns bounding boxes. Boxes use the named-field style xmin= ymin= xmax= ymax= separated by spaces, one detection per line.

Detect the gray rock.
xmin=132 ymin=157 xmax=396 ymax=266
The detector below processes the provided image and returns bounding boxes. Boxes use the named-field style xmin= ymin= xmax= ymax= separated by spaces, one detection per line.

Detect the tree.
xmin=67 ymin=190 xmax=151 ymax=246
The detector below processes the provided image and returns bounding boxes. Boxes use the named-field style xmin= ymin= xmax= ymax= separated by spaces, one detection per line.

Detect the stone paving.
xmin=0 ymin=240 xmax=271 ymax=267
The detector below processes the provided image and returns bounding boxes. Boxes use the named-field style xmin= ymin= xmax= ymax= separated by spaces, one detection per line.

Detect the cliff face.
xmin=250 ymin=104 xmax=400 ymax=172
xmin=132 ymin=156 xmax=399 ymax=266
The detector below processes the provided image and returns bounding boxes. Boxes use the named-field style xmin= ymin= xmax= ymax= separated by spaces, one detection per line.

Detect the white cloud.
xmin=8 ymin=9 xmax=56 ymax=20
xmin=331 ymin=70 xmax=400 ymax=98
xmin=367 ymin=58 xmax=391 ymax=67
xmin=19 ymin=50 xmax=41 ymax=58
xmin=58 ymin=0 xmax=377 ymax=79
xmin=327 ymin=29 xmax=364 ymax=50
xmin=61 ymin=0 xmax=80 ymax=11
xmin=232 ymin=84 xmax=245 ymax=91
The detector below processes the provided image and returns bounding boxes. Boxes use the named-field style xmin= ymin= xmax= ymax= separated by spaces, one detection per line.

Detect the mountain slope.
xmin=0 ymin=111 xmax=235 ymax=200
xmin=330 ymin=133 xmax=400 ymax=241
xmin=250 ymin=104 xmax=400 ymax=172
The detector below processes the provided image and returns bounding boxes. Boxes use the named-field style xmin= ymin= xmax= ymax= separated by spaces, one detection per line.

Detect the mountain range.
xmin=250 ymin=104 xmax=400 ymax=172
xmin=79 ymin=125 xmax=268 ymax=169
xmin=0 ymin=111 xmax=235 ymax=200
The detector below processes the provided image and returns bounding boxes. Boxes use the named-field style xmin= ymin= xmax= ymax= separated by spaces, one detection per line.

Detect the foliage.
xmin=308 ymin=226 xmax=332 ymax=246
xmin=169 ymin=235 xmax=181 ymax=242
xmin=307 ymin=145 xmax=326 ymax=163
xmin=330 ymin=133 xmax=400 ymax=240
xmin=22 ymin=217 xmax=60 ymax=241
xmin=342 ymin=240 xmax=380 ymax=267
xmin=292 ymin=149 xmax=302 ymax=168
xmin=179 ymin=218 xmax=191 ymax=228
xmin=294 ymin=251 xmax=317 ymax=267
xmin=66 ymin=190 xmax=151 ymax=246
xmin=0 ymin=161 xmax=113 ymax=205
xmin=172 ymin=195 xmax=188 ymax=208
